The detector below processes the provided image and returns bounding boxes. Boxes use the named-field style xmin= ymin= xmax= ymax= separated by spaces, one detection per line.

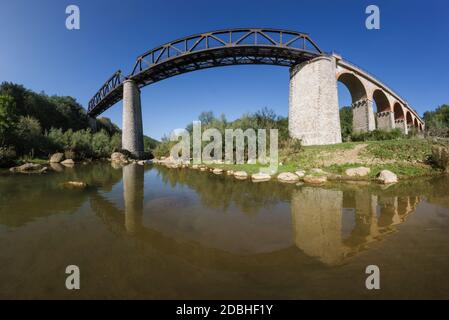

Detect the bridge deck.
xmin=88 ymin=28 xmax=323 ymax=117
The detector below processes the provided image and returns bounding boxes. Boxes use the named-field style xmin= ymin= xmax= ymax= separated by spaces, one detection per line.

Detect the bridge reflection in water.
xmin=292 ymin=188 xmax=419 ymax=265
xmin=91 ymin=164 xmax=421 ymax=266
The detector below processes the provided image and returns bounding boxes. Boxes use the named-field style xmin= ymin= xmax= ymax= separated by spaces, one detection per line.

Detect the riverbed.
xmin=0 ymin=162 xmax=449 ymax=299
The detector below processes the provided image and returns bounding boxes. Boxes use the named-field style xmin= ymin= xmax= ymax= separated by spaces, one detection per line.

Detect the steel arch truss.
xmin=88 ymin=28 xmax=324 ymax=116
xmin=88 ymin=71 xmax=124 ymax=115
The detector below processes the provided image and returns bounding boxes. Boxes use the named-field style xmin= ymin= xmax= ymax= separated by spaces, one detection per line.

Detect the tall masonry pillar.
xmin=376 ymin=111 xmax=395 ymax=131
xmin=289 ymin=56 xmax=342 ymax=146
xmin=352 ymin=99 xmax=376 ymax=133
xmin=122 ymin=79 xmax=144 ymax=159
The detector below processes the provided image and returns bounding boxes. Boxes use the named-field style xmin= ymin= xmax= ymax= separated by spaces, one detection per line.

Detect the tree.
xmin=0 ymin=94 xmax=18 ymax=146
xmin=15 ymin=116 xmax=43 ymax=155
xmin=198 ymin=111 xmax=215 ymax=125
xmin=340 ymin=106 xmax=353 ymax=141
xmin=424 ymin=104 xmax=449 ymax=137
xmin=47 ymin=128 xmax=66 ymax=151
xmin=110 ymin=132 xmax=122 ymax=152
xmin=70 ymin=129 xmax=93 ymax=159
xmin=92 ymin=130 xmax=111 ymax=158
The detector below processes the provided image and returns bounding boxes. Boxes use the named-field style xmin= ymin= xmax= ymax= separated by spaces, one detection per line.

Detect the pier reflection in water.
xmin=291 ymin=188 xmax=419 ymax=265
xmin=1 ymin=162 xmax=449 ymax=299
xmin=93 ymin=164 xmax=422 ymax=266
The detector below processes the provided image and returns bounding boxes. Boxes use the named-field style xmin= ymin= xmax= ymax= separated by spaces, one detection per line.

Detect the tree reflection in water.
xmin=91 ymin=164 xmax=425 ymax=266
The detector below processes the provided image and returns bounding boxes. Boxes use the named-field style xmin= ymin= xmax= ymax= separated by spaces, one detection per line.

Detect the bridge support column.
xmin=289 ymin=56 xmax=342 ymax=146
xmin=88 ymin=116 xmax=97 ymax=133
xmin=376 ymin=111 xmax=395 ymax=131
xmin=123 ymin=79 xmax=144 ymax=159
xmin=352 ymin=99 xmax=375 ymax=133
xmin=395 ymin=119 xmax=408 ymax=134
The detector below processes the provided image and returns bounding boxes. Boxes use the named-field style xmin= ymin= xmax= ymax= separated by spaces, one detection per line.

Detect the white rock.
xmin=62 ymin=181 xmax=88 ymax=189
xmin=345 ymin=167 xmax=371 ymax=177
xmin=277 ymin=172 xmax=300 ymax=183
xmin=111 ymin=152 xmax=128 ymax=163
xmin=251 ymin=173 xmax=271 ymax=182
xmin=377 ymin=170 xmax=398 ymax=184
xmin=295 ymin=170 xmax=306 ymax=178
xmin=49 ymin=153 xmax=64 ymax=163
xmin=311 ymin=168 xmax=326 ymax=175
xmin=234 ymin=171 xmax=248 ymax=180
xmin=304 ymin=175 xmax=328 ymax=185
xmin=61 ymin=159 xmax=75 ymax=166
xmin=213 ymin=168 xmax=224 ymax=175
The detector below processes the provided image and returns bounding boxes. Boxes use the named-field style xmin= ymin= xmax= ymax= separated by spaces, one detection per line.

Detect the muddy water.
xmin=0 ymin=162 xmax=449 ymax=299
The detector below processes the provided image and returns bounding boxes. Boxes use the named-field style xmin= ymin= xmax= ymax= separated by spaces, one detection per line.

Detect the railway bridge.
xmin=87 ymin=28 xmax=424 ymax=158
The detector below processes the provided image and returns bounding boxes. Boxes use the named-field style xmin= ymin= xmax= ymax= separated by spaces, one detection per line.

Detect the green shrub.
xmin=46 ymin=128 xmax=66 ymax=151
xmin=64 ymin=149 xmax=75 ymax=160
xmin=91 ymin=129 xmax=111 ymax=158
xmin=70 ymin=129 xmax=93 ymax=159
xmin=340 ymin=106 xmax=353 ymax=141
xmin=351 ymin=129 xmax=404 ymax=142
xmin=0 ymin=146 xmax=16 ymax=167
xmin=110 ymin=133 xmax=122 ymax=152
xmin=14 ymin=116 xmax=43 ymax=155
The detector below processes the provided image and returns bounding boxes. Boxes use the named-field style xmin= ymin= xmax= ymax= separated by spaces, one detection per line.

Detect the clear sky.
xmin=1 ymin=0 xmax=448 ymax=139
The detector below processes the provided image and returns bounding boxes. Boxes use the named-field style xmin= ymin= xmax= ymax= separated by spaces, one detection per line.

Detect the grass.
xmin=205 ymin=138 xmax=443 ymax=180
xmin=362 ymin=139 xmax=432 ymax=162
xmin=324 ymin=162 xmax=437 ymax=179
xmin=17 ymin=157 xmax=49 ymax=165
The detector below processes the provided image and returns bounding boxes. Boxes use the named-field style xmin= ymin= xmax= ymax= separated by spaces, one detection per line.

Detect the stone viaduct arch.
xmin=87 ymin=28 xmax=425 ymax=158
xmin=335 ymin=57 xmax=423 ymax=136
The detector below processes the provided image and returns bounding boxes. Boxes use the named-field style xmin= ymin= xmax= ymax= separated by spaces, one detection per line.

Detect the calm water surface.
xmin=1 ymin=162 xmax=449 ymax=299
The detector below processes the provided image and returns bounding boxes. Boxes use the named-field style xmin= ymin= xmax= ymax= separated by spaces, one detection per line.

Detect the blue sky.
xmin=0 ymin=0 xmax=448 ymax=139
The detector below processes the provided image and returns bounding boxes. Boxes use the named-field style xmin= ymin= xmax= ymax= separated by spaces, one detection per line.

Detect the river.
xmin=0 ymin=162 xmax=449 ymax=299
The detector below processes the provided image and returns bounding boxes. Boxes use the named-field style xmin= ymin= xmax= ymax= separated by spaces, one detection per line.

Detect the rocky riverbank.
xmin=151 ymin=140 xmax=449 ymax=186
xmin=152 ymin=156 xmax=402 ymax=186
xmin=5 ymin=139 xmax=449 ymax=188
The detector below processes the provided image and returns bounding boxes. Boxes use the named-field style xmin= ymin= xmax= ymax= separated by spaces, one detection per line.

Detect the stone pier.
xmin=88 ymin=116 xmax=97 ymax=132
xmin=376 ymin=111 xmax=395 ymax=131
xmin=289 ymin=56 xmax=342 ymax=146
xmin=395 ymin=119 xmax=408 ymax=134
xmin=122 ymin=79 xmax=144 ymax=159
xmin=352 ymin=99 xmax=375 ymax=133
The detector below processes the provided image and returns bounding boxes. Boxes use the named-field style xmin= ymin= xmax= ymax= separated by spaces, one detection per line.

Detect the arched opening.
xmin=406 ymin=111 xmax=413 ymax=124
xmin=393 ymin=103 xmax=404 ymax=121
xmin=393 ymin=103 xmax=406 ymax=133
xmin=338 ymin=73 xmax=367 ymax=103
xmin=372 ymin=89 xmax=391 ymax=113
xmin=419 ymin=123 xmax=423 ymax=132
xmin=414 ymin=118 xmax=419 ymax=129
xmin=337 ymin=73 xmax=369 ymax=138
xmin=373 ymin=90 xmax=393 ymax=131
xmin=405 ymin=112 xmax=414 ymax=135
